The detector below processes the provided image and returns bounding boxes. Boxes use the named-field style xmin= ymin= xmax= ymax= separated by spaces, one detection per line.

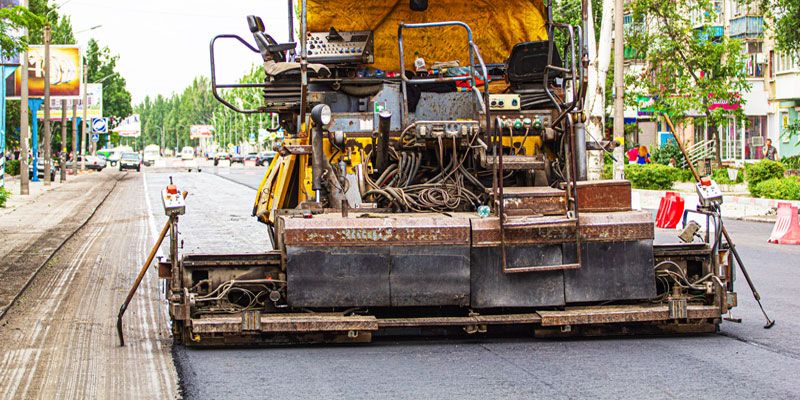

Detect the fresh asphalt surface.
xmin=149 ymin=165 xmax=800 ymax=399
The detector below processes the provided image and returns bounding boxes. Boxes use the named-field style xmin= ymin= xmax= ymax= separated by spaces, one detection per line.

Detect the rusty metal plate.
xmin=500 ymin=187 xmax=566 ymax=216
xmin=563 ymin=240 xmax=655 ymax=303
xmin=283 ymin=214 xmax=470 ymax=246
xmin=279 ymin=145 xmax=313 ymax=156
xmin=377 ymin=313 xmax=542 ymax=328
xmin=538 ymin=304 xmax=720 ymax=326
xmin=470 ymin=211 xmax=654 ymax=247
xmin=576 ymin=180 xmax=632 ymax=212
xmin=242 ymin=310 xmax=262 ymax=331
xmin=191 ymin=314 xmax=379 ymax=333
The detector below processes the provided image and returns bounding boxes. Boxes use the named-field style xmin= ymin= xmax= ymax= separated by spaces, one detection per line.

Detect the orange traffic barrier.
xmin=768 ymin=203 xmax=800 ymax=245
xmin=656 ymin=192 xmax=684 ymax=229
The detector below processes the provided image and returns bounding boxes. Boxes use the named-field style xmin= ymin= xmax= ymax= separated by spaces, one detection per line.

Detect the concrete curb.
xmin=633 ymin=188 xmax=799 ymax=223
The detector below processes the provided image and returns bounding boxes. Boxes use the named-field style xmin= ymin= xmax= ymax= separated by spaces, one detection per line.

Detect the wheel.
xmin=119 ymin=167 xmax=122 ymax=171
xmin=137 ymin=167 xmax=140 ymax=172
xmin=214 ymin=161 xmax=218 ymax=166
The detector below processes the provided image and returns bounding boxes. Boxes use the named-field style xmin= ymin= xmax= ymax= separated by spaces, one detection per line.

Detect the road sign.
xmin=249 ymin=132 xmax=256 ymax=144
xmin=91 ymin=117 xmax=108 ymax=134
xmin=91 ymin=134 xmax=99 ymax=142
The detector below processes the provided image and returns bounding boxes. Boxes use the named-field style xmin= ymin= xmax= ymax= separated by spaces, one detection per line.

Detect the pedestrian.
xmin=763 ymin=138 xmax=777 ymax=161
xmin=669 ymin=157 xmax=677 ymax=168
xmin=627 ymin=147 xmax=639 ymax=164
xmin=637 ymin=145 xmax=651 ymax=165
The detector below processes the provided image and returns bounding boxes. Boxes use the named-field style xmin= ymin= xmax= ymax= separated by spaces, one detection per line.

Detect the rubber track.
xmin=0 ymin=173 xmax=124 ymax=321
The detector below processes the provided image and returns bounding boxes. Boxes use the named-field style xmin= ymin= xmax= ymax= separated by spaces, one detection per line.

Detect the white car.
xmin=85 ymin=155 xmax=107 ymax=171
xmin=181 ymin=147 xmax=195 ymax=160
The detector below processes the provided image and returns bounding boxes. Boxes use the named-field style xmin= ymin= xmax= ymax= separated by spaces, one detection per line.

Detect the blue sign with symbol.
xmin=91 ymin=134 xmax=99 ymax=142
xmin=91 ymin=117 xmax=108 ymax=134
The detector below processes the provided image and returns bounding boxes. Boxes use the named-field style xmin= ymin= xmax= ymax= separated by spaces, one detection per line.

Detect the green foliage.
xmin=626 ymin=0 xmax=750 ymax=164
xmin=673 ymin=168 xmax=695 ymax=182
xmin=0 ymin=5 xmax=44 ymax=60
xmin=603 ymin=152 xmax=613 ymax=180
xmin=781 ymin=155 xmax=800 ymax=170
xmin=750 ymin=177 xmax=800 ymax=200
xmin=624 ymin=164 xmax=681 ymax=190
xmin=756 ymin=0 xmax=800 ymax=62
xmin=5 ymin=160 xmax=20 ymax=176
xmin=650 ymin=143 xmax=683 ymax=165
xmin=712 ymin=167 xmax=744 ymax=184
xmin=746 ymin=159 xmax=786 ymax=191
xmin=0 ymin=186 xmax=10 ymax=208
xmin=84 ymin=39 xmax=133 ymax=148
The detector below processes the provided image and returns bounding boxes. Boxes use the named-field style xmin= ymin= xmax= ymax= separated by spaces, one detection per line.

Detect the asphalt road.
xmin=155 ymin=165 xmax=800 ymax=399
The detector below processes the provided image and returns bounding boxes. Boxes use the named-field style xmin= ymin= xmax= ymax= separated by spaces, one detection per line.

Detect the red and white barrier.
xmin=655 ymin=191 xmax=684 ymax=229
xmin=769 ymin=203 xmax=800 ymax=245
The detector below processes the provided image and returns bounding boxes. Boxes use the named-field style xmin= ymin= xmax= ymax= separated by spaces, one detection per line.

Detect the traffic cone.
xmin=663 ymin=194 xmax=685 ymax=229
xmin=769 ymin=203 xmax=800 ymax=245
xmin=656 ymin=192 xmax=677 ymax=228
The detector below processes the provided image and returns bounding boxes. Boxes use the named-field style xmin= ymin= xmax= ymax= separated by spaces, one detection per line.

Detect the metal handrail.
xmin=209 ymin=34 xmax=269 ymax=114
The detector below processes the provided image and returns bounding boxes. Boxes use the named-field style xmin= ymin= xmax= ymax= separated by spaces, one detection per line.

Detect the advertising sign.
xmin=190 ymin=124 xmax=213 ymax=139
xmin=37 ymin=83 xmax=102 ymax=120
xmin=5 ymin=45 xmax=82 ymax=99
xmin=113 ymin=114 xmax=141 ymax=137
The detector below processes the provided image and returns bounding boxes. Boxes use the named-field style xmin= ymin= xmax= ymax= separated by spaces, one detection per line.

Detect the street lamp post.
xmin=43 ymin=24 xmax=51 ymax=185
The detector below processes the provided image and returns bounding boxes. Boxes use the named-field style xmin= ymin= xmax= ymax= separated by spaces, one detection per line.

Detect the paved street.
xmin=1 ymin=164 xmax=799 ymax=399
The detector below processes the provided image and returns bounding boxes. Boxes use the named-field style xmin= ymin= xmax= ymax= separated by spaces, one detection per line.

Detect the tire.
xmin=119 ymin=167 xmax=122 ymax=171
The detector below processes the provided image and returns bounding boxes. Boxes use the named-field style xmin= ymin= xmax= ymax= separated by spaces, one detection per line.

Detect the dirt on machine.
xmin=116 ymin=0 xmax=759 ymax=346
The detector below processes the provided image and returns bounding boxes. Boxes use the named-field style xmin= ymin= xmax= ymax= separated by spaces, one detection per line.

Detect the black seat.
xmin=505 ymin=41 xmax=563 ymax=85
xmin=247 ymin=15 xmax=295 ymax=63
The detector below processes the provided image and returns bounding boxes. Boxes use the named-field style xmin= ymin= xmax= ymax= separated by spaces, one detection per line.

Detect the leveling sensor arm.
xmin=662 ymin=114 xmax=774 ymax=329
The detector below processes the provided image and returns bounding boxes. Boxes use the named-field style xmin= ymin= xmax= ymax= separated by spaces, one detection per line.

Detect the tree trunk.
xmin=585 ymin=0 xmax=615 ymax=180
xmin=706 ymin=111 xmax=722 ymax=166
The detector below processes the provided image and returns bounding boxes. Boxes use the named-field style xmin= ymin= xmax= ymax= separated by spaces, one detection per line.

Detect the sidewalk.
xmin=1 ymin=170 xmax=93 ymax=216
xmin=0 ymin=171 xmax=119 ymax=317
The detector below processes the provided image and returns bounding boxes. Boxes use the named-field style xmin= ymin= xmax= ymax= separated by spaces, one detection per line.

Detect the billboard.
xmin=113 ymin=114 xmax=141 ymax=137
xmin=37 ymin=83 xmax=102 ymax=120
xmin=190 ymin=124 xmax=213 ymax=139
xmin=5 ymin=45 xmax=82 ymax=99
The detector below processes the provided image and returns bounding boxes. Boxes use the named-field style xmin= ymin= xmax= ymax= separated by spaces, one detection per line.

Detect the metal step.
xmin=485 ymin=155 xmax=545 ymax=170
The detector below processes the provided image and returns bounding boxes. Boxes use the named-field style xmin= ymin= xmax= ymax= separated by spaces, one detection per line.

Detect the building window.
xmin=745 ymin=116 xmax=767 ymax=159
xmin=744 ymin=41 xmax=764 ymax=77
xmin=776 ymin=51 xmax=798 ymax=73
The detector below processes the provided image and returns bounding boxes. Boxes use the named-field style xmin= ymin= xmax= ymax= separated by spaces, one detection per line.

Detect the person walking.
xmin=636 ymin=145 xmax=651 ymax=165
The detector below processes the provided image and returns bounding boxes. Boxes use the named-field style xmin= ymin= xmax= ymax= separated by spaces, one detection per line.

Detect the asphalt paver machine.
xmin=159 ymin=0 xmax=743 ymax=346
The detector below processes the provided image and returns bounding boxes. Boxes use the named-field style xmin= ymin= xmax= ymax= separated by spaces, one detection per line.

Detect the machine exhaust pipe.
xmin=574 ymin=121 xmax=587 ymax=181
xmin=312 ymin=126 xmax=325 ymax=202
xmin=376 ymin=110 xmax=392 ymax=174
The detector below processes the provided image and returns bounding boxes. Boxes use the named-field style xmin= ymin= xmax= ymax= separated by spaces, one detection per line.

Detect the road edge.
xmin=0 ymin=174 xmax=123 ymax=321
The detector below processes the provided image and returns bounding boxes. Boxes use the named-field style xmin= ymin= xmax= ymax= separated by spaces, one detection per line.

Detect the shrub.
xmin=746 ymin=160 xmax=785 ymax=192
xmin=651 ymin=143 xmax=683 ymax=166
xmin=5 ymin=160 xmax=20 ymax=176
xmin=751 ymin=177 xmax=800 ymax=200
xmin=673 ymin=168 xmax=695 ymax=182
xmin=0 ymin=187 xmax=10 ymax=208
xmin=624 ymin=164 xmax=680 ymax=190
xmin=781 ymin=155 xmax=800 ymax=170
xmin=712 ymin=167 xmax=744 ymax=184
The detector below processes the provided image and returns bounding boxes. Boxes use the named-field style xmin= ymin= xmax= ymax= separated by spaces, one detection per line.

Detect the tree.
xmin=84 ymin=39 xmax=132 ymax=148
xmin=626 ymin=0 xmax=749 ymax=164
xmin=0 ymin=4 xmax=43 ymax=60
xmin=757 ymin=0 xmax=800 ymax=60
xmin=583 ymin=0 xmax=614 ymax=180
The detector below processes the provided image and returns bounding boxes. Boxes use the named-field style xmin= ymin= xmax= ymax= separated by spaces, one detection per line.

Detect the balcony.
xmin=730 ymin=16 xmax=764 ymax=39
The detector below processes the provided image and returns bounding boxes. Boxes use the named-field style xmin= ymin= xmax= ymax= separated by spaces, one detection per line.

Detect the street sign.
xmin=91 ymin=134 xmax=99 ymax=142
xmin=91 ymin=117 xmax=108 ymax=134
xmin=249 ymin=132 xmax=256 ymax=144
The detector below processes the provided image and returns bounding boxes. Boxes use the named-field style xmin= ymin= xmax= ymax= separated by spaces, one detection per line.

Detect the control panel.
xmin=162 ymin=184 xmax=186 ymax=217
xmin=414 ymin=120 xmax=480 ymax=139
xmin=306 ymin=28 xmax=374 ymax=65
xmin=696 ymin=177 xmax=723 ymax=207
xmin=489 ymin=94 xmax=521 ymax=111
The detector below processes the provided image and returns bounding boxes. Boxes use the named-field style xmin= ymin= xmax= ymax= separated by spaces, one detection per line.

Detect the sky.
xmin=59 ymin=0 xmax=293 ymax=104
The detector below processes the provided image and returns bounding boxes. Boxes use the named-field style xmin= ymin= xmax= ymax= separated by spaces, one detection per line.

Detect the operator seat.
xmin=505 ymin=40 xmax=563 ymax=85
xmin=247 ymin=15 xmax=330 ymax=79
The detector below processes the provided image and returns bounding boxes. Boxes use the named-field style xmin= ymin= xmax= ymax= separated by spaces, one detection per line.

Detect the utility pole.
xmin=612 ymin=0 xmax=625 ymax=180
xmin=19 ymin=0 xmax=30 ymax=195
xmin=60 ymin=99 xmax=67 ymax=182
xmin=81 ymin=65 xmax=87 ymax=170
xmin=71 ymin=101 xmax=77 ymax=175
xmin=43 ymin=25 xmax=51 ymax=185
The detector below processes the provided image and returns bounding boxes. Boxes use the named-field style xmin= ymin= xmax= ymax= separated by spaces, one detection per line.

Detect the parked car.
xmin=118 ymin=152 xmax=142 ymax=172
xmin=231 ymin=153 xmax=245 ymax=164
xmin=213 ymin=152 xmax=232 ymax=166
xmin=181 ymin=146 xmax=195 ymax=161
xmin=255 ymin=151 xmax=277 ymax=166
xmin=85 ymin=155 xmax=107 ymax=171
xmin=28 ymin=159 xmax=56 ymax=180
xmin=244 ymin=153 xmax=259 ymax=163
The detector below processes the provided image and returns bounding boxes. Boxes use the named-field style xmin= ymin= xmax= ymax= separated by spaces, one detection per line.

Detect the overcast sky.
xmin=60 ymin=0 xmax=293 ymax=105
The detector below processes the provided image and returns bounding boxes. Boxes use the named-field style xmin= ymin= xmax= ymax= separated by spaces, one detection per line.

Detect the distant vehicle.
xmin=244 ymin=153 xmax=258 ymax=163
xmin=181 ymin=147 xmax=195 ymax=160
xmin=28 ymin=159 xmax=56 ymax=180
xmin=143 ymin=145 xmax=160 ymax=167
xmin=214 ymin=152 xmax=231 ymax=166
xmin=231 ymin=153 xmax=245 ymax=164
xmin=85 ymin=155 xmax=106 ymax=171
xmin=118 ymin=152 xmax=142 ymax=172
xmin=108 ymin=146 xmax=134 ymax=167
xmin=255 ymin=151 xmax=277 ymax=166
